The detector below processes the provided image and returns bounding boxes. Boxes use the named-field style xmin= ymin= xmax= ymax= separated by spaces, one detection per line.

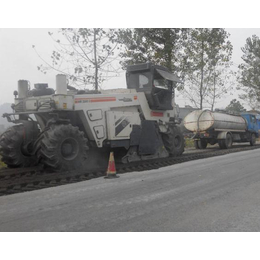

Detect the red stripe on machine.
xmin=75 ymin=97 xmax=116 ymax=103
xmin=151 ymin=111 xmax=164 ymax=117
xmin=90 ymin=97 xmax=116 ymax=102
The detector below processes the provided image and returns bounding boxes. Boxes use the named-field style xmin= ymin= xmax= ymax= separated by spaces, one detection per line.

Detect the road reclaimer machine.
xmin=0 ymin=63 xmax=184 ymax=170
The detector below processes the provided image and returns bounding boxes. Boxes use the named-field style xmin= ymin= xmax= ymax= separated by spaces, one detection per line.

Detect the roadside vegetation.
xmin=185 ymin=137 xmax=194 ymax=148
xmin=0 ymin=156 xmax=6 ymax=169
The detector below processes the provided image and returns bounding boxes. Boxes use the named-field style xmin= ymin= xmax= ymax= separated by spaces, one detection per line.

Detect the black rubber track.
xmin=0 ymin=144 xmax=259 ymax=197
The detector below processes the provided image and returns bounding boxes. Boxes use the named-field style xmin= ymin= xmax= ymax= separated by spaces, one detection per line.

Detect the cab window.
xmin=251 ymin=115 xmax=256 ymax=124
xmin=127 ymin=71 xmax=151 ymax=90
xmin=139 ymin=74 xmax=149 ymax=89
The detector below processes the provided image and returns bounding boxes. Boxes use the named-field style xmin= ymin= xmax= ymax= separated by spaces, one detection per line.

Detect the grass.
xmin=0 ymin=156 xmax=6 ymax=169
xmin=185 ymin=137 xmax=194 ymax=148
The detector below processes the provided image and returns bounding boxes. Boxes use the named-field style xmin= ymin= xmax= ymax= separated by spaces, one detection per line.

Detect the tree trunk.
xmin=164 ymin=29 xmax=172 ymax=71
xmin=93 ymin=29 xmax=98 ymax=91
xmin=211 ymin=70 xmax=216 ymax=111
xmin=200 ymin=40 xmax=204 ymax=110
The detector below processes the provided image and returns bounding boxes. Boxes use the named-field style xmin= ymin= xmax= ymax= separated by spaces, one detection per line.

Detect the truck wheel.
xmin=198 ymin=139 xmax=207 ymax=149
xmin=162 ymin=125 xmax=184 ymax=157
xmin=194 ymin=140 xmax=200 ymax=149
xmin=0 ymin=125 xmax=37 ymax=168
xmin=218 ymin=140 xmax=224 ymax=149
xmin=250 ymin=134 xmax=256 ymax=146
xmin=219 ymin=133 xmax=232 ymax=149
xmin=37 ymin=124 xmax=89 ymax=170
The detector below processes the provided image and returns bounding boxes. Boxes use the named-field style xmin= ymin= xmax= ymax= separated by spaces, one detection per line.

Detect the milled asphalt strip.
xmin=0 ymin=149 xmax=260 ymax=231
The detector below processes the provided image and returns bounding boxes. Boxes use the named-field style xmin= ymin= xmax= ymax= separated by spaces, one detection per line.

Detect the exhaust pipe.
xmin=18 ymin=80 xmax=29 ymax=98
xmin=56 ymin=74 xmax=67 ymax=95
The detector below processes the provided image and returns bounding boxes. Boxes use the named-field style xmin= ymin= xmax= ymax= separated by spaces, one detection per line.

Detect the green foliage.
xmin=118 ymin=28 xmax=188 ymax=75
xmin=225 ymin=99 xmax=246 ymax=113
xmin=238 ymin=35 xmax=260 ymax=109
xmin=0 ymin=157 xmax=6 ymax=169
xmin=118 ymin=28 xmax=234 ymax=108
xmin=181 ymin=28 xmax=233 ymax=110
xmin=185 ymin=137 xmax=194 ymax=148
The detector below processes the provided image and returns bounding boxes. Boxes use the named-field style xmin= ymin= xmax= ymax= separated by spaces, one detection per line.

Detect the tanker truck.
xmin=183 ymin=110 xmax=259 ymax=149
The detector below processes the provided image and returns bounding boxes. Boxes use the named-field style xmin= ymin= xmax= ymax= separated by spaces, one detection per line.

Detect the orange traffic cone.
xmin=104 ymin=152 xmax=119 ymax=179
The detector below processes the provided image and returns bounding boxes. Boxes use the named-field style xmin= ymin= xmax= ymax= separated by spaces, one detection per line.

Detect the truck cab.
xmin=241 ymin=113 xmax=259 ymax=134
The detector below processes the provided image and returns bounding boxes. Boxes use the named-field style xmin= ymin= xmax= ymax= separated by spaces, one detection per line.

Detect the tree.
xmin=181 ymin=28 xmax=233 ymax=110
xmin=206 ymin=65 xmax=235 ymax=111
xmin=33 ymin=28 xmax=121 ymax=90
xmin=225 ymin=99 xmax=246 ymax=113
xmin=118 ymin=28 xmax=188 ymax=74
xmin=238 ymin=35 xmax=260 ymax=107
xmin=239 ymin=92 xmax=260 ymax=110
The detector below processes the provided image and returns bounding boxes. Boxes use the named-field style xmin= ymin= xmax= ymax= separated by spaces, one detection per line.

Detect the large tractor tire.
xmin=162 ymin=125 xmax=184 ymax=157
xmin=37 ymin=124 xmax=89 ymax=170
xmin=0 ymin=125 xmax=37 ymax=168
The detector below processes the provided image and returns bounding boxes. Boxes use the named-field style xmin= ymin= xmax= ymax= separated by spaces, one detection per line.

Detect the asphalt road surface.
xmin=1 ymin=149 xmax=260 ymax=231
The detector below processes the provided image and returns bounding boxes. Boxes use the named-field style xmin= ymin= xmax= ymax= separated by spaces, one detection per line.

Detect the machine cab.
xmin=126 ymin=62 xmax=182 ymax=110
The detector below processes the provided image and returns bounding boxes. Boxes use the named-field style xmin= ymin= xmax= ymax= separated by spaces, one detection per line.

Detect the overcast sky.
xmin=1 ymin=28 xmax=260 ymax=109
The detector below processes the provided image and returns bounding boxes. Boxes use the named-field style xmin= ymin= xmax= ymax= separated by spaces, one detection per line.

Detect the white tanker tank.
xmin=183 ymin=110 xmax=247 ymax=132
xmin=183 ymin=110 xmax=258 ymax=149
